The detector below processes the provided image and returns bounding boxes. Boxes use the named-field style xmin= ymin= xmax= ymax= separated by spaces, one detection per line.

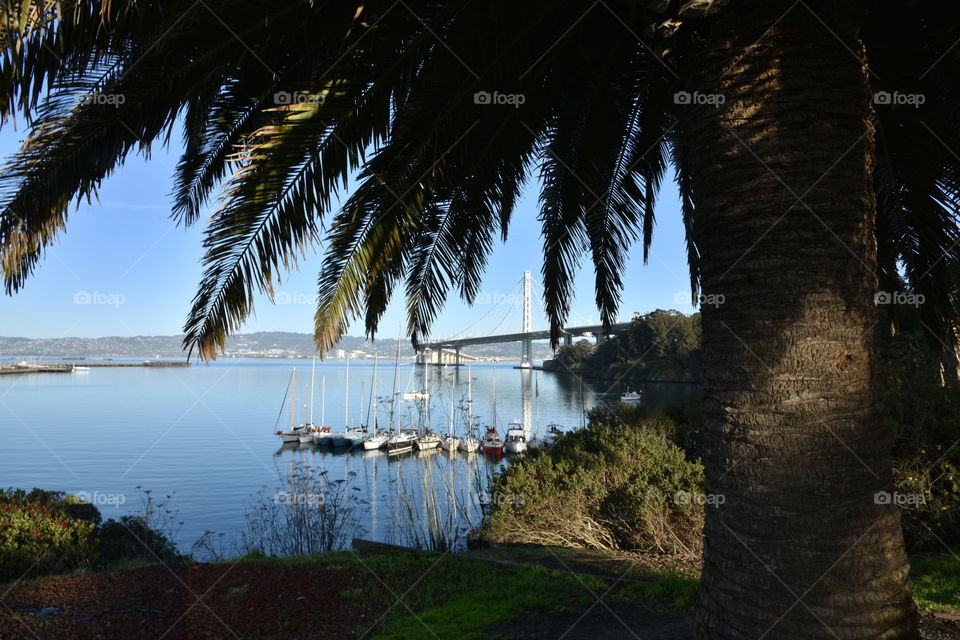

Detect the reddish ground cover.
xmin=0 ymin=563 xmax=386 ymax=639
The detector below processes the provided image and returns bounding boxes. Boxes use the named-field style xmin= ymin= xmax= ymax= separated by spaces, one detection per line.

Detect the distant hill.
xmin=0 ymin=332 xmax=556 ymax=360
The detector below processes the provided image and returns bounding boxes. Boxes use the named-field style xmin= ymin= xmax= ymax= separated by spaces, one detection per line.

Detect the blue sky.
xmin=0 ymin=123 xmax=695 ymax=340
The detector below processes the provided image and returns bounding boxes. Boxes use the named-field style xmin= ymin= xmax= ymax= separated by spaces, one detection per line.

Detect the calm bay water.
xmin=0 ymin=358 xmax=699 ymax=554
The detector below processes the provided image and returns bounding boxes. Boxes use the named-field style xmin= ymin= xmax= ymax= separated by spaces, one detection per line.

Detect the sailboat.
xmin=362 ymin=356 xmax=391 ymax=450
xmin=442 ymin=390 xmax=460 ymax=452
xmin=274 ymin=369 xmax=305 ymax=442
xmin=305 ymin=359 xmax=332 ymax=445
xmin=385 ymin=337 xmax=417 ymax=454
xmin=342 ymin=357 xmax=368 ymax=445
xmin=528 ymin=372 xmax=545 ymax=449
xmin=482 ymin=425 xmax=504 ymax=455
xmin=482 ymin=364 xmax=504 ymax=455
xmin=414 ymin=397 xmax=441 ymax=450
xmin=459 ymin=364 xmax=480 ymax=452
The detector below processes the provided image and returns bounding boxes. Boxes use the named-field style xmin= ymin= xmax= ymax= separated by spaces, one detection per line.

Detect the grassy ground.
xmin=911 ymin=554 xmax=960 ymax=615
xmin=215 ymin=548 xmax=701 ymax=639
xmin=3 ymin=549 xmax=956 ymax=639
xmin=227 ymin=550 xmax=615 ymax=639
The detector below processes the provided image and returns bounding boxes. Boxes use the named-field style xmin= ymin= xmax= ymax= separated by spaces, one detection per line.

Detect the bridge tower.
xmin=520 ymin=270 xmax=533 ymax=368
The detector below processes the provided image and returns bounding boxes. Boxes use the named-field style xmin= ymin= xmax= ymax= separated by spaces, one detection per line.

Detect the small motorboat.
xmin=620 ymin=391 xmax=642 ymax=405
xmin=504 ymin=422 xmax=527 ymax=454
xmin=544 ymin=423 xmax=565 ymax=444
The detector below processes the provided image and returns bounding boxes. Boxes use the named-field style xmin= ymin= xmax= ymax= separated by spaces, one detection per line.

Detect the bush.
xmin=0 ymin=488 xmax=98 ymax=582
xmin=97 ymin=515 xmax=184 ymax=568
xmin=882 ymin=329 xmax=960 ymax=551
xmin=485 ymin=407 xmax=704 ymax=556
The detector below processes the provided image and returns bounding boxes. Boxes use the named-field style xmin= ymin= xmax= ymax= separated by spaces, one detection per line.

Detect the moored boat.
xmin=363 ymin=428 xmax=391 ymax=450
xmin=504 ymin=421 xmax=527 ymax=454
xmin=459 ymin=434 xmax=480 ymax=452
xmin=415 ymin=430 xmax=441 ymax=450
xmin=482 ymin=426 xmax=503 ymax=455
xmin=544 ymin=423 xmax=565 ymax=444
xmin=387 ymin=429 xmax=418 ymax=454
xmin=442 ymin=434 xmax=461 ymax=452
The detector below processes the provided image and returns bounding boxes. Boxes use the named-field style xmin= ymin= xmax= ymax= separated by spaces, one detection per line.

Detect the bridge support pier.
xmin=455 ymin=347 xmax=461 ymax=366
xmin=563 ymin=334 xmax=572 ymax=347
xmin=519 ymin=338 xmax=533 ymax=369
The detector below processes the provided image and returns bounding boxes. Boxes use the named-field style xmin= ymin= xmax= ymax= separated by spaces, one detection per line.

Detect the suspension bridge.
xmin=416 ymin=271 xmax=632 ymax=368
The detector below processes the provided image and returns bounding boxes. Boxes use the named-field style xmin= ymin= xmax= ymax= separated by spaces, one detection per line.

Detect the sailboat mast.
xmin=467 ymin=364 xmax=473 ymax=435
xmin=344 ymin=356 xmax=350 ymax=427
xmin=535 ymin=371 xmax=541 ymax=438
xmin=321 ymin=375 xmax=326 ymax=426
xmin=310 ymin=356 xmax=316 ymax=425
xmin=366 ymin=355 xmax=378 ymax=426
xmin=389 ymin=337 xmax=401 ymax=432
xmin=291 ymin=368 xmax=297 ymax=428
xmin=492 ymin=363 xmax=497 ymax=431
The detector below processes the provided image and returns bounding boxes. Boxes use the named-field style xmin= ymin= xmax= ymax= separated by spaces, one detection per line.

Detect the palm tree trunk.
xmin=680 ymin=2 xmax=918 ymax=637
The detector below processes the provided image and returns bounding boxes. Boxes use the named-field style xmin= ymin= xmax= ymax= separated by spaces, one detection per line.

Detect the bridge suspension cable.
xmin=435 ymin=276 xmax=524 ymax=341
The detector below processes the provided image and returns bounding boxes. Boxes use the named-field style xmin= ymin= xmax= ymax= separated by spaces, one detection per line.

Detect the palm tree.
xmin=1 ymin=1 xmax=958 ymax=637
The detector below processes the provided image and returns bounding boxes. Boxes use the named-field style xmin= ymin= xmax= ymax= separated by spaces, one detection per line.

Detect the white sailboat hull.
xmin=415 ymin=438 xmax=440 ymax=450
xmin=363 ymin=435 xmax=388 ymax=450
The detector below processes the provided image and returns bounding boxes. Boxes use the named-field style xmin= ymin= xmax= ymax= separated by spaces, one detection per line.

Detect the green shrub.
xmin=882 ymin=328 xmax=960 ymax=551
xmin=0 ymin=488 xmax=98 ymax=582
xmin=97 ymin=515 xmax=185 ymax=568
xmin=485 ymin=407 xmax=704 ymax=556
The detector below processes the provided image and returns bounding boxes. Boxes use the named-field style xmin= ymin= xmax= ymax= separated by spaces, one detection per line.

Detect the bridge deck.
xmin=422 ymin=322 xmax=631 ymax=349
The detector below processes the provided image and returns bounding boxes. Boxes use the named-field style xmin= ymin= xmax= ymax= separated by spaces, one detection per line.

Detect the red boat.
xmin=482 ymin=426 xmax=504 ymax=455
